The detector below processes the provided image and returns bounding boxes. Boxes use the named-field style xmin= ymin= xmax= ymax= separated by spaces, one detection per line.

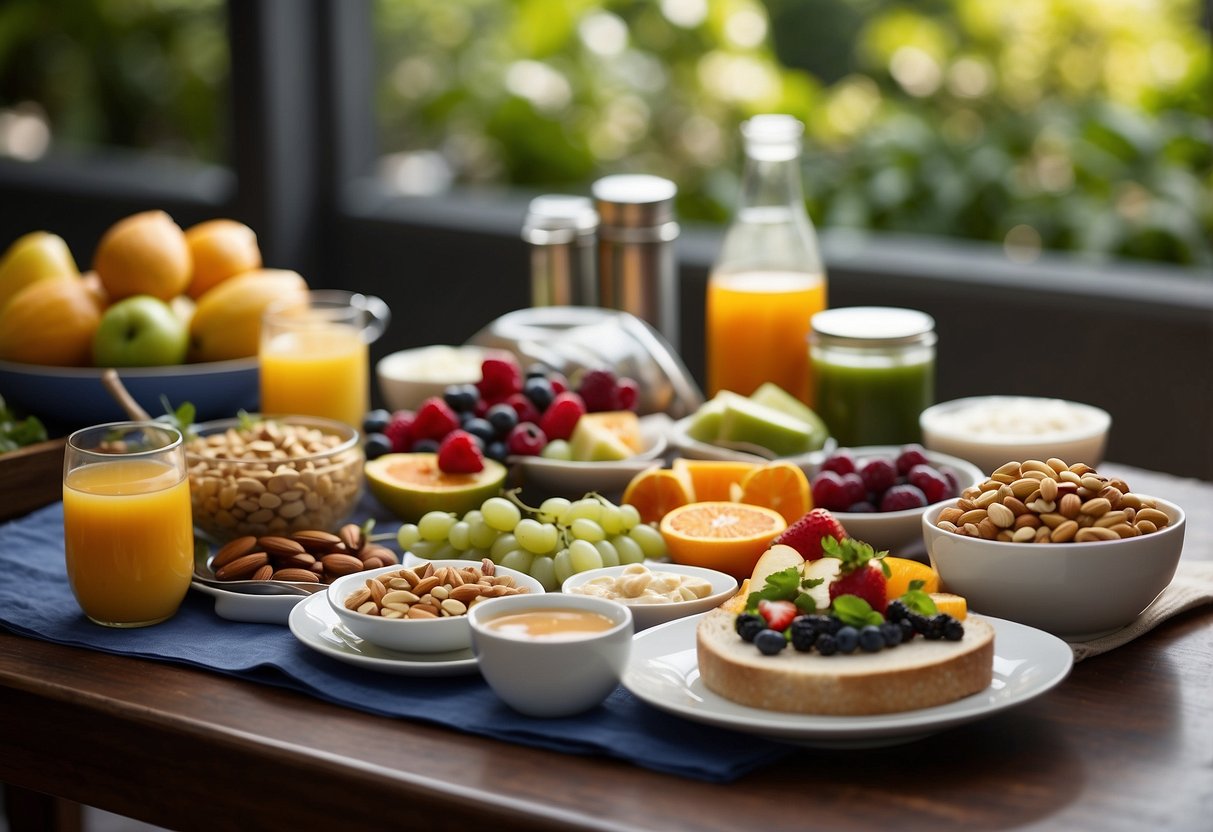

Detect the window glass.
xmin=0 ymin=0 xmax=228 ymax=163
xmin=374 ymin=0 xmax=1212 ymax=266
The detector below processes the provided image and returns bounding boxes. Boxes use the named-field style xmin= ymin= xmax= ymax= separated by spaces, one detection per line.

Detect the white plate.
xmin=191 ymin=580 xmax=308 ymax=625
xmin=622 ymin=613 xmax=1073 ymax=748
xmin=288 ymin=591 xmax=480 ymax=677
xmin=510 ymin=412 xmax=670 ymax=495
xmin=561 ymin=562 xmax=738 ymax=631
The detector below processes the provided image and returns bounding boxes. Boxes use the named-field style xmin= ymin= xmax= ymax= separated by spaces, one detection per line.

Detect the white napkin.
xmin=1070 ymin=560 xmax=1213 ymax=661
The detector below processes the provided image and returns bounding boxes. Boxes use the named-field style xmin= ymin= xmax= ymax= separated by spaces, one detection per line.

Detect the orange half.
xmin=734 ymin=461 xmax=811 ymax=525
xmin=659 ymin=501 xmax=787 ymax=579
xmin=621 ymin=466 xmax=695 ymax=525
xmin=672 ymin=458 xmax=758 ymax=502
xmin=930 ymin=592 xmax=968 ymax=620
xmin=885 ymin=557 xmax=941 ymax=601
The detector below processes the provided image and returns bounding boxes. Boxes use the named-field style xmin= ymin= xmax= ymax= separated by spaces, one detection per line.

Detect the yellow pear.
xmin=0 ymin=231 xmax=79 ymax=314
xmin=0 ymin=276 xmax=102 ymax=366
xmin=188 ymin=268 xmax=309 ymax=362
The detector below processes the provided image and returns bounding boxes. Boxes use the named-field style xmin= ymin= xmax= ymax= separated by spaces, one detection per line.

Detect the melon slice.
xmin=748 ymin=383 xmax=829 ymax=450
xmin=717 ymin=395 xmax=815 ymax=457
xmin=364 ymin=453 xmax=506 ymax=522
xmin=569 ymin=416 xmax=633 ymax=461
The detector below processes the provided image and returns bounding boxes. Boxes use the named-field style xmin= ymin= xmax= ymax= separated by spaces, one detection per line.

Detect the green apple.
xmin=0 ymin=231 xmax=79 ymax=314
xmin=92 ymin=294 xmax=189 ymax=367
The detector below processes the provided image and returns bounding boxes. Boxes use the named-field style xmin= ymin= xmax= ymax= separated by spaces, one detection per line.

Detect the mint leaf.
xmin=745 ymin=566 xmax=802 ymax=610
xmin=831 ymin=594 xmax=885 ymax=627
xmin=899 ymin=588 xmax=938 ymax=616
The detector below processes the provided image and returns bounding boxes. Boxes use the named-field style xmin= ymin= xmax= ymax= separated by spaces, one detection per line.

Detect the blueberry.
xmin=815 ymin=633 xmax=839 ymax=656
xmin=411 ymin=438 xmax=439 ymax=453
xmin=880 ymin=621 xmax=904 ymax=647
xmin=443 ymin=384 xmax=480 ymax=412
xmin=523 ymin=376 xmax=555 ymax=411
xmin=754 ymin=629 xmax=787 ymax=655
xmin=885 ymin=600 xmax=910 ymax=622
xmin=923 ymin=614 xmax=948 ymax=640
xmin=735 ymin=613 xmax=765 ymax=643
xmin=942 ymin=616 xmax=965 ymax=641
xmin=858 ymin=625 xmax=885 ymax=653
xmin=463 ymin=417 xmax=496 ymax=445
xmin=835 ymin=626 xmax=859 ymax=653
xmin=789 ymin=618 xmax=819 ymax=652
xmin=485 ymin=403 xmax=519 ymax=435
xmin=484 ymin=440 xmax=509 ymax=462
xmin=363 ymin=409 xmax=391 ymax=435
xmin=898 ymin=618 xmax=916 ymax=642
xmin=363 ymin=433 xmax=393 ymax=460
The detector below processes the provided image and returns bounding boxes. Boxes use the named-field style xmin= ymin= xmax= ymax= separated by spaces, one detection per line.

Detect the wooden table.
xmin=2 ymin=465 xmax=1211 ymax=832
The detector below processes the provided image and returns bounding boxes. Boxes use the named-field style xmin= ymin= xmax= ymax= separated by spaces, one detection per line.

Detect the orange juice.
xmin=706 ymin=270 xmax=826 ymax=405
xmin=63 ymin=459 xmax=193 ymax=627
xmin=260 ymin=324 xmax=368 ymax=427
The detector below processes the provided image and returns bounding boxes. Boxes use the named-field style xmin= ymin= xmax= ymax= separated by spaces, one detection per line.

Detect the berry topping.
xmin=879 ymin=621 xmax=904 ymax=647
xmin=757 ymin=599 xmax=798 ymax=632
xmin=811 ymin=470 xmax=852 ymax=511
xmin=504 ymin=392 xmax=542 ymax=427
xmin=824 ymin=536 xmax=890 ymax=614
xmin=788 ymin=617 xmax=819 ymax=652
xmin=485 ymin=402 xmax=519 ymax=436
xmin=834 ymin=626 xmax=859 ymax=653
xmin=858 ymin=625 xmax=885 ymax=652
xmin=754 ymin=629 xmax=788 ymax=655
xmin=522 ymin=376 xmax=555 ymax=411
xmin=413 ymin=397 xmax=460 ymax=440
xmin=819 ymin=451 xmax=857 ymax=476
xmin=383 ymin=410 xmax=415 ymax=452
xmin=576 ymin=369 xmax=620 ymax=412
xmin=462 ymin=417 xmax=496 ymax=446
xmin=506 ymin=422 xmax=547 ymax=456
xmin=477 ymin=357 xmax=523 ymax=400
xmin=815 ymin=633 xmax=839 ymax=655
xmin=735 ymin=612 xmax=766 ymax=643
xmin=858 ymin=457 xmax=897 ymax=494
xmin=772 ymin=508 xmax=848 ymax=561
xmin=879 ymin=484 xmax=928 ymax=512
xmin=539 ymin=391 xmax=586 ymax=441
xmin=436 ymin=430 xmax=484 ymax=474
xmin=443 ymin=383 xmax=480 ymax=413
xmin=895 ymin=444 xmax=930 ymax=475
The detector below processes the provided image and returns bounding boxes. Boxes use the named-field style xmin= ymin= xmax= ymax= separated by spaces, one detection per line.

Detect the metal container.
xmin=521 ymin=194 xmax=599 ymax=307
xmin=592 ymin=175 xmax=680 ymax=348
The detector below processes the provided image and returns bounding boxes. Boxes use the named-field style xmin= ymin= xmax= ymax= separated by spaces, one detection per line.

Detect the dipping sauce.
xmin=486 ymin=608 xmax=618 ymax=641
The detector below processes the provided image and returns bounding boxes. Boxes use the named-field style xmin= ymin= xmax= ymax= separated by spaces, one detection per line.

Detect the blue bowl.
xmin=0 ymin=358 xmax=260 ymax=429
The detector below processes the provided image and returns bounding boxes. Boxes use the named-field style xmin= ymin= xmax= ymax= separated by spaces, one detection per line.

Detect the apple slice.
xmin=800 ymin=556 xmax=842 ymax=612
xmin=748 ymin=543 xmax=805 ymax=589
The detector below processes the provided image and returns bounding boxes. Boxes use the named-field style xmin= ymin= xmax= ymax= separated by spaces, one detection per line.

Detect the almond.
xmin=321 ymin=553 xmax=365 ymax=577
xmin=258 ymin=535 xmax=306 ymax=558
xmin=215 ymin=552 xmax=270 ymax=580
xmin=339 ymin=523 xmax=364 ymax=552
xmin=211 ymin=535 xmax=259 ymax=569
xmin=291 ymin=529 xmax=344 ymax=553
xmin=271 ymin=567 xmax=321 ymax=583
xmin=252 ymin=564 xmax=275 ymax=581
xmin=359 ymin=544 xmax=398 ymax=565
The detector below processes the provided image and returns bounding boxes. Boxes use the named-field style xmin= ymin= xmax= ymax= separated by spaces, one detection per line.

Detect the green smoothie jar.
xmin=809 ymin=307 xmax=936 ymax=446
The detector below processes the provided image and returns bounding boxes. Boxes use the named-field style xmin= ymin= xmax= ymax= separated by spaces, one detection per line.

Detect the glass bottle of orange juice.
xmin=706 ymin=114 xmax=826 ymax=406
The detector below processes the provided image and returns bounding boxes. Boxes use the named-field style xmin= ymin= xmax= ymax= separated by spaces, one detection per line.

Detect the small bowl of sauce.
xmin=468 ymin=594 xmax=633 ymax=717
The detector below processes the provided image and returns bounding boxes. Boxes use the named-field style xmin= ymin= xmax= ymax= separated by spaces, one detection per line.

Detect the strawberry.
xmin=823 ymin=536 xmax=890 ymax=613
xmin=757 ymin=599 xmax=798 ymax=631
xmin=773 ymin=508 xmax=847 ymax=561
xmin=437 ymin=430 xmax=484 ymax=474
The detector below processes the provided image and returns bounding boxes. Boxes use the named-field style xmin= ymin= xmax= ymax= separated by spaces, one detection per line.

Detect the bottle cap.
xmin=522 ymin=195 xmax=599 ymax=246
xmin=741 ymin=114 xmax=804 ymax=162
xmin=592 ymin=175 xmax=679 ymax=235
xmin=810 ymin=307 xmax=937 ymax=349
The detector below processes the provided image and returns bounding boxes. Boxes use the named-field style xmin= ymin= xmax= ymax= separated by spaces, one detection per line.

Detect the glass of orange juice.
xmin=259 ymin=290 xmax=390 ymax=428
xmin=62 ymin=421 xmax=194 ymax=628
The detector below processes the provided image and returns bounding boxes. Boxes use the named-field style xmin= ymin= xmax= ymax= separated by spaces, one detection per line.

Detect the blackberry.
xmin=880 ymin=621 xmax=904 ymax=647
xmin=909 ymin=613 xmax=931 ymax=635
xmin=806 ymin=614 xmax=841 ymax=635
xmin=835 ymin=626 xmax=860 ymax=654
xmin=754 ymin=629 xmax=788 ymax=655
xmin=789 ymin=618 xmax=819 ymax=652
xmin=942 ymin=616 xmax=965 ymax=641
xmin=815 ymin=633 xmax=839 ymax=656
xmin=735 ymin=613 xmax=766 ymax=643
xmin=858 ymin=625 xmax=885 ymax=653
xmin=898 ymin=618 xmax=916 ymax=642
xmin=923 ymin=614 xmax=948 ymax=640
xmin=885 ymin=600 xmax=910 ymax=623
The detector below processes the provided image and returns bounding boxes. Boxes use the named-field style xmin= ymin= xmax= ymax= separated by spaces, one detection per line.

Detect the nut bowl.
xmin=807 ymin=446 xmax=985 ymax=554
xmin=922 ymin=498 xmax=1185 ymax=641
xmin=561 ymin=562 xmax=738 ymax=630
xmin=186 ymin=414 xmax=364 ymax=543
xmin=328 ymin=560 xmax=545 ymax=654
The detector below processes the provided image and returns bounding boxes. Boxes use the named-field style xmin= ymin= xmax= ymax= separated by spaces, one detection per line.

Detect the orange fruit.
xmin=721 ymin=577 xmax=751 ymax=615
xmin=184 ymin=218 xmax=262 ymax=299
xmin=884 ymin=557 xmax=941 ymax=600
xmin=930 ymin=592 xmax=968 ymax=621
xmin=659 ymin=502 xmax=787 ymax=579
xmin=621 ymin=466 xmax=695 ymax=525
xmin=0 ymin=276 xmax=102 ymax=366
xmin=93 ymin=210 xmax=191 ymax=301
xmin=672 ymin=458 xmax=758 ymax=502
xmin=733 ymin=460 xmax=811 ymax=524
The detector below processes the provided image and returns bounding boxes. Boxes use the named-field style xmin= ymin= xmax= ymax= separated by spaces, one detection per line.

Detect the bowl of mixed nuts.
xmin=328 ymin=558 xmax=545 ymax=653
xmin=185 ymin=414 xmax=364 ymax=543
xmin=922 ymin=459 xmax=1186 ymax=640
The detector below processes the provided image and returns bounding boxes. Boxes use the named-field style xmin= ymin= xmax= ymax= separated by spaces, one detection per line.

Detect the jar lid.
xmin=592 ymin=175 xmax=678 ymax=229
xmin=741 ymin=114 xmax=804 ymax=162
xmin=522 ymin=195 xmax=599 ymax=245
xmin=810 ymin=307 xmax=936 ymax=348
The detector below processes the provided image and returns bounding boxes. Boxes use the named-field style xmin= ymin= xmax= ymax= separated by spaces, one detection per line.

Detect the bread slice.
xmin=696 ymin=608 xmax=995 ymax=716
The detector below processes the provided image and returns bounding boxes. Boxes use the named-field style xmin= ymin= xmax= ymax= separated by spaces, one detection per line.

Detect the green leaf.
xmin=899 ymin=588 xmax=938 ymax=616
xmin=831 ymin=594 xmax=884 ymax=628
xmin=745 ymin=566 xmax=803 ymax=610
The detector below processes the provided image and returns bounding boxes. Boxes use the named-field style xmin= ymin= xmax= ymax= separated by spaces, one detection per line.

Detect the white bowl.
xmin=561 ymin=562 xmax=738 ymax=630
xmin=806 ymin=446 xmax=985 ymax=554
xmin=920 ymin=396 xmax=1111 ymax=476
xmin=922 ymin=498 xmax=1185 ymax=641
xmin=668 ymin=414 xmax=834 ymax=467
xmin=327 ymin=560 xmax=545 ymax=654
xmin=467 ymin=592 xmax=633 ymax=717
xmin=510 ymin=413 xmax=670 ymax=497
xmin=376 ymin=345 xmax=512 ymax=412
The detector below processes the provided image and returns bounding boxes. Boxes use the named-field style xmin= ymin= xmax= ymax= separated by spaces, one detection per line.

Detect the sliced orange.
xmin=733 ymin=461 xmax=811 ymax=525
xmin=885 ymin=557 xmax=941 ymax=600
xmin=930 ymin=592 xmax=968 ymax=621
xmin=621 ymin=466 xmax=695 ymax=525
xmin=672 ymin=458 xmax=759 ymax=502
xmin=659 ymin=502 xmax=787 ymax=579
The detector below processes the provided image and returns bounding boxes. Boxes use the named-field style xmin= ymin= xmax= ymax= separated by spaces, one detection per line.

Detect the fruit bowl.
xmin=922 ymin=498 xmax=1185 ymax=641
xmin=328 ymin=560 xmax=545 ymax=653
xmin=0 ymin=357 xmax=259 ymax=429
xmin=510 ymin=413 xmax=671 ymax=497
xmin=667 ymin=413 xmax=835 ymax=468
xmin=561 ymin=562 xmax=738 ymax=630
xmin=185 ymin=414 xmax=364 ymax=542
xmin=807 ymin=446 xmax=985 ymax=554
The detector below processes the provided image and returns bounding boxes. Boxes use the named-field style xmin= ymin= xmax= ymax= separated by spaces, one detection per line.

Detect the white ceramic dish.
xmin=561 ymin=562 xmax=738 ymax=630
xmin=622 ymin=613 xmax=1073 ymax=748
xmin=510 ymin=412 xmax=671 ymax=496
xmin=667 ymin=414 xmax=833 ymax=467
xmin=327 ymin=560 xmax=546 ymax=654
xmin=807 ymin=446 xmax=985 ymax=555
xmin=190 ymin=580 xmax=308 ymax=625
xmin=289 ymin=591 xmax=479 ymax=676
xmin=376 ymin=344 xmax=513 ymax=412
xmin=920 ymin=396 xmax=1111 ymax=475
xmin=922 ymin=498 xmax=1185 ymax=641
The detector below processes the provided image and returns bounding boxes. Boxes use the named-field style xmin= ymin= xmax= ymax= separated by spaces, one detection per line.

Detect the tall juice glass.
xmin=260 ymin=290 xmax=390 ymax=428
xmin=62 ymin=422 xmax=193 ymax=628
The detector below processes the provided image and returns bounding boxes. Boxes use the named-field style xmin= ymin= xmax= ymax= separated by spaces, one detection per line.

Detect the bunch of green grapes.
xmin=396 ymin=491 xmax=667 ymax=591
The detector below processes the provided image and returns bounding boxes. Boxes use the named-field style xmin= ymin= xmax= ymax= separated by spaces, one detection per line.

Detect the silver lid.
xmin=810 ymin=307 xmax=937 ymax=349
xmin=522 ymin=195 xmax=599 ymax=245
xmin=592 ymin=174 xmax=678 ymax=230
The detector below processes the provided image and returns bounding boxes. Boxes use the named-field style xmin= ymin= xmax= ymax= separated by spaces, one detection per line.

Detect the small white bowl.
xmin=510 ymin=413 xmax=670 ymax=496
xmin=922 ymin=498 xmax=1185 ymax=641
xmin=467 ymin=592 xmax=633 ymax=717
xmin=327 ymin=561 xmax=545 ymax=654
xmin=561 ymin=562 xmax=738 ymax=630
xmin=807 ymin=446 xmax=985 ymax=554
xmin=376 ymin=345 xmax=512 ymax=412
xmin=668 ymin=414 xmax=834 ymax=467
xmin=920 ymin=396 xmax=1111 ymax=476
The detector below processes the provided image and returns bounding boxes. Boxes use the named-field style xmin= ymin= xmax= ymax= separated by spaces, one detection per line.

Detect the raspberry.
xmin=896 ymin=444 xmax=930 ymax=475
xmin=810 ymin=470 xmax=851 ymax=511
xmin=879 ymin=483 xmax=928 ymax=512
xmin=819 ymin=451 xmax=857 ymax=476
xmin=539 ymin=391 xmax=586 ymax=441
xmin=506 ymin=422 xmax=547 ymax=456
xmin=907 ymin=463 xmax=952 ymax=503
xmin=547 ymin=372 xmax=569 ymax=396
xmin=616 ymin=377 xmax=639 ymax=411
xmin=504 ymin=392 xmax=541 ymax=427
xmin=577 ymin=369 xmax=619 ymax=412
xmin=477 ymin=357 xmax=523 ymax=400
xmin=859 ymin=457 xmax=897 ymax=495
xmin=773 ymin=508 xmax=847 ymax=561
xmin=412 ymin=397 xmax=460 ymax=441
xmin=841 ymin=472 xmax=867 ymax=506
xmin=437 ymin=430 xmax=484 ymax=474
xmin=383 ymin=410 xmax=415 ymax=452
